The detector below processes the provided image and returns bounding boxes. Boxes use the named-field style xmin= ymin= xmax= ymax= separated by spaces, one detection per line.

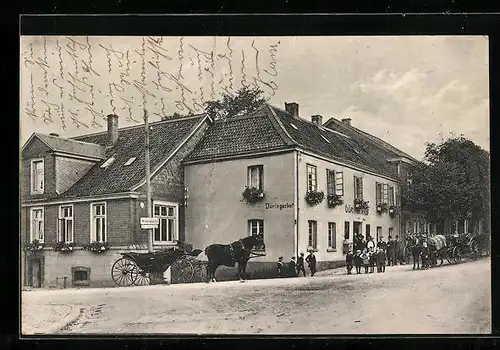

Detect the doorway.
xmin=30 ymin=259 xmax=42 ymax=288
xmin=353 ymin=221 xmax=362 ymax=239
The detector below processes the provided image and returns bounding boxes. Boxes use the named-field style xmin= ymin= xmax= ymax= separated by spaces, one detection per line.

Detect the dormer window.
xmin=124 ymin=157 xmax=136 ymax=166
xmin=30 ymin=159 xmax=44 ymax=194
xmin=100 ymin=157 xmax=115 ymax=169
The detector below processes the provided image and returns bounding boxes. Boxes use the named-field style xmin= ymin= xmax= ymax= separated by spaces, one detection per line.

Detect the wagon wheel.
xmin=452 ymin=246 xmax=461 ymax=264
xmin=445 ymin=248 xmax=453 ymax=265
xmin=111 ymin=257 xmax=137 ymax=287
xmin=131 ymin=266 xmax=152 ymax=286
xmin=170 ymin=258 xmax=195 ymax=284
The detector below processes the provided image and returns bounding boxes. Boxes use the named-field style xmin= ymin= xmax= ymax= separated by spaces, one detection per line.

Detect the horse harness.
xmin=229 ymin=239 xmax=249 ymax=262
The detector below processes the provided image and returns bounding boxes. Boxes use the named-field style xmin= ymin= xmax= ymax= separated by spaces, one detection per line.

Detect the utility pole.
xmin=144 ymin=109 xmax=153 ymax=253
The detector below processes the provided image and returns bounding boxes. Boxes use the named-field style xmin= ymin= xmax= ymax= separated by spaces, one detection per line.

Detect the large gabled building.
xmin=21 ymin=113 xmax=212 ymax=288
xmin=183 ymin=102 xmax=420 ymax=278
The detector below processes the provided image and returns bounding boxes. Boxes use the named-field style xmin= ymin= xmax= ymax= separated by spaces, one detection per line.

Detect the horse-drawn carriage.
xmin=111 ymin=234 xmax=265 ymax=286
xmin=405 ymin=231 xmax=490 ymax=270
xmin=111 ymin=242 xmax=204 ymax=286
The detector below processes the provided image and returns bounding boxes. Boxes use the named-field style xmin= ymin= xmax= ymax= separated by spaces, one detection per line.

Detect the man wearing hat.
xmin=277 ymin=256 xmax=284 ymax=277
xmin=387 ymin=235 xmax=395 ymax=266
xmin=296 ymin=252 xmax=306 ymax=277
xmin=305 ymin=250 xmax=317 ymax=276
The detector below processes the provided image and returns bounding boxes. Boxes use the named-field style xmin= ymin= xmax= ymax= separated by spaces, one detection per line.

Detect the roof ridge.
xmin=37 ymin=133 xmax=104 ymax=147
xmin=70 ymin=113 xmax=206 ymax=140
xmin=325 ymin=117 xmax=418 ymax=162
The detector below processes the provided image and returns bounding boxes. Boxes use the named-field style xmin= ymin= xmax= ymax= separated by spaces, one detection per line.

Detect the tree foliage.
xmin=204 ymin=86 xmax=269 ymax=120
xmin=402 ymin=136 xmax=490 ymax=227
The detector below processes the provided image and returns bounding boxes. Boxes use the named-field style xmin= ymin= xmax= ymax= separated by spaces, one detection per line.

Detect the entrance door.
xmin=31 ymin=259 xmax=41 ymax=288
xmin=365 ymin=224 xmax=371 ymax=240
xmin=353 ymin=221 xmax=362 ymax=239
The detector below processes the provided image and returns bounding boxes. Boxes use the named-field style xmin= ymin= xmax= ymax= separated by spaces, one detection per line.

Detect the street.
xmin=22 ymin=258 xmax=491 ymax=335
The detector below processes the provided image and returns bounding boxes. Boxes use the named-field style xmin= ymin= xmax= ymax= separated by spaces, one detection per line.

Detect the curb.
xmin=42 ymin=304 xmax=83 ymax=334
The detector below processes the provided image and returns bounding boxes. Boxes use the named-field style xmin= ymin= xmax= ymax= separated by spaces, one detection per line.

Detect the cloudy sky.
xmin=20 ymin=36 xmax=489 ymax=160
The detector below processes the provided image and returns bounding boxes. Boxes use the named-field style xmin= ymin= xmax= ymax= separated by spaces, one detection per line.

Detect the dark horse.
xmin=205 ymin=234 xmax=265 ymax=282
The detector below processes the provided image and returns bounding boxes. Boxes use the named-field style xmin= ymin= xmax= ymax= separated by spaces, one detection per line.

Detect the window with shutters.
xmin=383 ymin=183 xmax=389 ymax=203
xmin=308 ymin=221 xmax=317 ymax=249
xmin=388 ymin=186 xmax=395 ymax=206
xmin=326 ymin=170 xmax=336 ymax=196
xmin=58 ymin=205 xmax=74 ymax=243
xmin=153 ymin=201 xmax=178 ymax=243
xmin=307 ymin=164 xmax=317 ymax=192
xmin=354 ymin=176 xmax=363 ymax=200
xmin=335 ymin=171 xmax=344 ymax=196
xmin=247 ymin=165 xmax=264 ymax=190
xmin=375 ymin=182 xmax=383 ymax=204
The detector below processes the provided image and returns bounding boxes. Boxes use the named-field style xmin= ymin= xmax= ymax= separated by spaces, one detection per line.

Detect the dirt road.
xmin=22 ymin=258 xmax=491 ymax=334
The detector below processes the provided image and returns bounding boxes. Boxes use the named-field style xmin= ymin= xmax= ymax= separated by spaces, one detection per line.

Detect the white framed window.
xmin=248 ymin=219 xmax=265 ymax=250
xmin=307 ymin=164 xmax=317 ymax=192
xmin=247 ymin=165 xmax=264 ymax=190
xmin=30 ymin=159 xmax=44 ymax=194
xmin=153 ymin=201 xmax=178 ymax=243
xmin=335 ymin=171 xmax=344 ymax=196
xmin=308 ymin=220 xmax=317 ymax=249
xmin=388 ymin=185 xmax=395 ymax=206
xmin=354 ymin=176 xmax=363 ymax=200
xmin=58 ymin=205 xmax=74 ymax=243
xmin=30 ymin=207 xmax=44 ymax=243
xmin=328 ymin=222 xmax=336 ymax=249
xmin=90 ymin=202 xmax=107 ymax=242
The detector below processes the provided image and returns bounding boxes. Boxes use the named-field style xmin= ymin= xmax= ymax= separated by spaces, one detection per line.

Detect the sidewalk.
xmin=21 ymin=302 xmax=82 ymax=335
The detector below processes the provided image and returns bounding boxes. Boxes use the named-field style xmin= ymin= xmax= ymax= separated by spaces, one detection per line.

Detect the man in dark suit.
xmin=387 ymin=235 xmax=395 ymax=266
xmin=288 ymin=257 xmax=297 ymax=277
xmin=306 ymin=251 xmax=317 ymax=276
xmin=296 ymin=252 xmax=306 ymax=277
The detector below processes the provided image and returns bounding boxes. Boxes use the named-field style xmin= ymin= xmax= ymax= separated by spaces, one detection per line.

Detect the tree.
xmin=204 ymin=86 xmax=269 ymax=120
xmin=402 ymin=136 xmax=490 ymax=233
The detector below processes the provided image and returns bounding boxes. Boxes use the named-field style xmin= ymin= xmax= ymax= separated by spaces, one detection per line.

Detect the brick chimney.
xmin=284 ymin=102 xmax=299 ymax=118
xmin=107 ymin=114 xmax=119 ymax=145
xmin=341 ymin=118 xmax=351 ymax=126
xmin=311 ymin=115 xmax=323 ymax=127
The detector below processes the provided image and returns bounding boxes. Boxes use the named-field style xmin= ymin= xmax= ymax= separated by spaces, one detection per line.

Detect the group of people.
xmin=277 ymin=251 xmax=317 ymax=278
xmin=346 ymin=235 xmax=403 ymax=275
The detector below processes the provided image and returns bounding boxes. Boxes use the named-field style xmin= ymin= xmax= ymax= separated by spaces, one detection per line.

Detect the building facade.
xmin=21 ymin=114 xmax=211 ymax=288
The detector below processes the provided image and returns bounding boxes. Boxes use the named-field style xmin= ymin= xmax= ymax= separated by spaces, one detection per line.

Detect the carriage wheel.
xmin=452 ymin=246 xmax=461 ymax=264
xmin=170 ymin=258 xmax=194 ymax=284
xmin=445 ymin=249 xmax=453 ymax=265
xmin=111 ymin=258 xmax=137 ymax=287
xmin=131 ymin=266 xmax=152 ymax=286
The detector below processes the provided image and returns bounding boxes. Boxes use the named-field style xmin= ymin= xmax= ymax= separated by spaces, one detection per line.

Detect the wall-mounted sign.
xmin=265 ymin=202 xmax=294 ymax=210
xmin=345 ymin=205 xmax=369 ymax=216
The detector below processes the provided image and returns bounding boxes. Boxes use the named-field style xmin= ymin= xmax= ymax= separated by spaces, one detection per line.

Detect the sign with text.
xmin=265 ymin=202 xmax=294 ymax=210
xmin=141 ymin=217 xmax=160 ymax=225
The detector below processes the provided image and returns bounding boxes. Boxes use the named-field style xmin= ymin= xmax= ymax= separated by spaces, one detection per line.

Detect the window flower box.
xmin=389 ymin=205 xmax=400 ymax=218
xmin=53 ymin=241 xmax=74 ymax=253
xmin=353 ymin=198 xmax=369 ymax=211
xmin=305 ymin=190 xmax=325 ymax=206
xmin=83 ymin=241 xmax=110 ymax=254
xmin=327 ymin=194 xmax=344 ymax=208
xmin=242 ymin=186 xmax=265 ymax=204
xmin=376 ymin=202 xmax=388 ymax=215
xmin=24 ymin=239 xmax=44 ymax=252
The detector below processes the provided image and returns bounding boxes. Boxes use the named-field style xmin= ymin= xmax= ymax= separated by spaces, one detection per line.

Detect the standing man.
xmin=394 ymin=235 xmax=401 ymax=265
xmin=377 ymin=236 xmax=387 ymax=254
xmin=277 ymin=256 xmax=284 ymax=277
xmin=306 ymin=250 xmax=317 ymax=277
xmin=387 ymin=235 xmax=395 ymax=266
xmin=296 ymin=252 xmax=306 ymax=277
xmin=288 ymin=257 xmax=297 ymax=277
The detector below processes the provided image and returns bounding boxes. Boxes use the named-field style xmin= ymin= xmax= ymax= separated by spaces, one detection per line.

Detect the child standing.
xmin=377 ymin=247 xmax=386 ymax=273
xmin=361 ymin=248 xmax=370 ymax=274
xmin=296 ymin=252 xmax=306 ymax=277
xmin=277 ymin=256 xmax=284 ymax=277
xmin=368 ymin=248 xmax=376 ymax=273
xmin=346 ymin=249 xmax=354 ymax=275
xmin=421 ymin=241 xmax=430 ymax=269
xmin=354 ymin=250 xmax=362 ymax=274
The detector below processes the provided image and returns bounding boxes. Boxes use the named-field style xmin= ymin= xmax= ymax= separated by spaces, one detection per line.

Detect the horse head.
xmin=241 ymin=234 xmax=265 ymax=251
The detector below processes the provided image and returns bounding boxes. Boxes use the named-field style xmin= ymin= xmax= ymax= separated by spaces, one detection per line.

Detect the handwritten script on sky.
xmin=21 ymin=36 xmax=280 ymax=135
xmin=20 ymin=36 xmax=489 ymax=160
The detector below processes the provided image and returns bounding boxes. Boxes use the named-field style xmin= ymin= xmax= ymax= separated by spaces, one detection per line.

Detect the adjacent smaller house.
xmin=21 ymin=113 xmax=211 ymax=288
